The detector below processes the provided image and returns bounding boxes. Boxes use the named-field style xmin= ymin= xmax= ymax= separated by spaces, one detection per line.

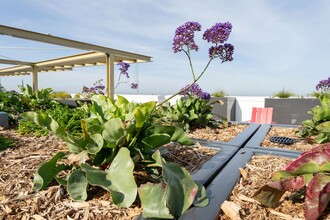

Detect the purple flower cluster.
xmin=118 ymin=62 xmax=130 ymax=78
xmin=172 ymin=21 xmax=234 ymax=63
xmin=202 ymin=22 xmax=232 ymax=44
xmin=82 ymin=79 xmax=105 ymax=95
xmin=316 ymin=77 xmax=330 ymax=91
xmin=131 ymin=83 xmax=138 ymax=89
xmin=208 ymin=43 xmax=234 ymax=62
xmin=172 ymin=21 xmax=202 ymax=53
xmin=180 ymin=83 xmax=211 ymax=100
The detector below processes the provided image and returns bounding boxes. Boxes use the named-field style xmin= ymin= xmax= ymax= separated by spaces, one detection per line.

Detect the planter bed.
xmin=0 ymin=129 xmax=238 ymax=219
xmin=189 ymin=123 xmax=260 ymax=148
xmin=245 ymin=124 xmax=316 ymax=153
xmin=180 ymin=148 xmax=303 ymax=220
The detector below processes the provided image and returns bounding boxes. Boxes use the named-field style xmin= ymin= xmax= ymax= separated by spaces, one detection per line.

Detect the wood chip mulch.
xmin=188 ymin=124 xmax=248 ymax=142
xmin=0 ymin=127 xmax=221 ymax=220
xmin=219 ymin=155 xmax=330 ymax=220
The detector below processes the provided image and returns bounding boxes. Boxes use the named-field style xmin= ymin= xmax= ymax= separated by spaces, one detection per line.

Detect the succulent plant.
xmin=254 ymin=143 xmax=330 ymax=220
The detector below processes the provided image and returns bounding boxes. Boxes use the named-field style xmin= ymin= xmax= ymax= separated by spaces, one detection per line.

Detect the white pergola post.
xmin=106 ymin=53 xmax=115 ymax=99
xmin=31 ymin=64 xmax=38 ymax=92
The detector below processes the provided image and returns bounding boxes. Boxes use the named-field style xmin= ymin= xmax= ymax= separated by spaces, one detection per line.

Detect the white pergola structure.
xmin=0 ymin=25 xmax=152 ymax=98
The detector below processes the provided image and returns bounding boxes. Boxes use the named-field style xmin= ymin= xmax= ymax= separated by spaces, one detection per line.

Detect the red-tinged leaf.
xmin=305 ymin=173 xmax=330 ymax=220
xmin=285 ymin=143 xmax=330 ymax=172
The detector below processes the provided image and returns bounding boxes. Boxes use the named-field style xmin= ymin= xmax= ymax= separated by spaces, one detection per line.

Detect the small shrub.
xmin=273 ymin=89 xmax=295 ymax=98
xmin=211 ymin=89 xmax=227 ymax=97
xmin=49 ymin=91 xmax=72 ymax=99
xmin=298 ymin=96 xmax=330 ymax=143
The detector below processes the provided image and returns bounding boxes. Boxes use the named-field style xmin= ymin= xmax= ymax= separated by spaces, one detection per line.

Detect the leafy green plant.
xmin=298 ymin=96 xmax=330 ymax=143
xmin=18 ymin=103 xmax=87 ymax=136
xmin=272 ymin=89 xmax=295 ymax=98
xmin=211 ymin=89 xmax=227 ymax=97
xmin=21 ymin=95 xmax=207 ymax=219
xmin=0 ymin=90 xmax=28 ymax=126
xmin=254 ymin=143 xmax=330 ymax=220
xmin=0 ymin=135 xmax=15 ymax=151
xmin=162 ymin=95 xmax=218 ymax=131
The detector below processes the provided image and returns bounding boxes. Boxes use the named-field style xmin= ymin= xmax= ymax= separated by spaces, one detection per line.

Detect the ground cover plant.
xmin=13 ymin=20 xmax=234 ymax=219
xmin=162 ymin=83 xmax=219 ymax=131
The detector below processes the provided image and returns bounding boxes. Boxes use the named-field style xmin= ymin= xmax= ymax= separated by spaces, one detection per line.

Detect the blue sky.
xmin=0 ymin=0 xmax=329 ymax=96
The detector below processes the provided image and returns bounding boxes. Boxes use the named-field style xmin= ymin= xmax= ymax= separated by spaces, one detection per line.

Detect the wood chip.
xmin=32 ymin=214 xmax=46 ymax=220
xmin=269 ymin=209 xmax=304 ymax=220
xmin=237 ymin=194 xmax=260 ymax=204
xmin=220 ymin=200 xmax=242 ymax=220
xmin=238 ymin=167 xmax=247 ymax=179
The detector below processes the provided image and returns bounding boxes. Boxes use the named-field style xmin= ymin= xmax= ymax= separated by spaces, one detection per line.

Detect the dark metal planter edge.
xmin=179 ymin=148 xmax=300 ymax=220
xmin=244 ymin=124 xmax=302 ymax=154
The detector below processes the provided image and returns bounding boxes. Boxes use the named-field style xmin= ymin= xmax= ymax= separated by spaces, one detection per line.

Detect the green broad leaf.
xmin=150 ymin=150 xmax=163 ymax=167
xmin=314 ymin=108 xmax=330 ymax=122
xmin=316 ymin=121 xmax=330 ymax=133
xmin=92 ymin=148 xmax=112 ymax=166
xmin=320 ymin=163 xmax=330 ymax=172
xmin=193 ymin=181 xmax=209 ymax=207
xmin=90 ymin=95 xmax=114 ymax=123
xmin=162 ymin=161 xmax=198 ymax=218
xmin=171 ymin=126 xmax=194 ymax=145
xmin=115 ymin=95 xmax=130 ymax=109
xmin=134 ymin=101 xmax=157 ymax=128
xmin=67 ymin=169 xmax=88 ymax=201
xmin=272 ymin=170 xmax=295 ymax=181
xmin=81 ymin=163 xmax=112 ymax=191
xmin=138 ymin=182 xmax=173 ymax=219
xmin=146 ymin=125 xmax=193 ymax=145
xmin=34 ymin=152 xmax=67 ymax=191
xmin=86 ymin=133 xmax=104 ymax=154
xmin=21 ymin=112 xmax=67 ymax=140
xmin=102 ymin=118 xmax=125 ymax=148
xmin=55 ymin=176 xmax=67 ymax=186
xmin=106 ymin=147 xmax=137 ymax=207
xmin=142 ymin=134 xmax=171 ymax=152
xmin=316 ymin=133 xmax=330 ymax=144
xmin=292 ymin=163 xmax=320 ymax=175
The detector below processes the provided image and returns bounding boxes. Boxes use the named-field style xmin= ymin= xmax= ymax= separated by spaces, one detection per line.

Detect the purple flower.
xmin=316 ymin=77 xmax=330 ymax=91
xmin=209 ymin=43 xmax=234 ymax=62
xmin=172 ymin=21 xmax=202 ymax=53
xmin=180 ymin=83 xmax=210 ymax=100
xmin=131 ymin=83 xmax=138 ymax=89
xmin=118 ymin=62 xmax=130 ymax=78
xmin=203 ymin=22 xmax=232 ymax=44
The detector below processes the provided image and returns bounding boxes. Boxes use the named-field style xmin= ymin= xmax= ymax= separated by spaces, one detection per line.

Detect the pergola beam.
xmin=0 ymin=25 xmax=152 ymax=62
xmin=0 ymin=58 xmax=32 ymax=65
xmin=0 ymin=25 xmax=152 ymax=95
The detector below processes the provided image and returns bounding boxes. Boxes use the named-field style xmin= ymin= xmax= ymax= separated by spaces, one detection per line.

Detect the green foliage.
xmin=22 ymin=95 xmax=205 ymax=219
xmin=272 ymin=89 xmax=295 ymax=98
xmin=162 ymin=95 xmax=218 ymax=131
xmin=309 ymin=91 xmax=330 ymax=100
xmin=49 ymin=91 xmax=72 ymax=99
xmin=18 ymin=103 xmax=87 ymax=136
xmin=0 ymin=84 xmax=58 ymax=126
xmin=254 ymin=144 xmax=330 ymax=220
xmin=0 ymin=135 xmax=15 ymax=151
xmin=298 ymin=96 xmax=330 ymax=143
xmin=211 ymin=89 xmax=227 ymax=97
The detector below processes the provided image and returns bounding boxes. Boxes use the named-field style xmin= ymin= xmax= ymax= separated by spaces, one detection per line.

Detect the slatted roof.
xmin=0 ymin=25 xmax=152 ymax=98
